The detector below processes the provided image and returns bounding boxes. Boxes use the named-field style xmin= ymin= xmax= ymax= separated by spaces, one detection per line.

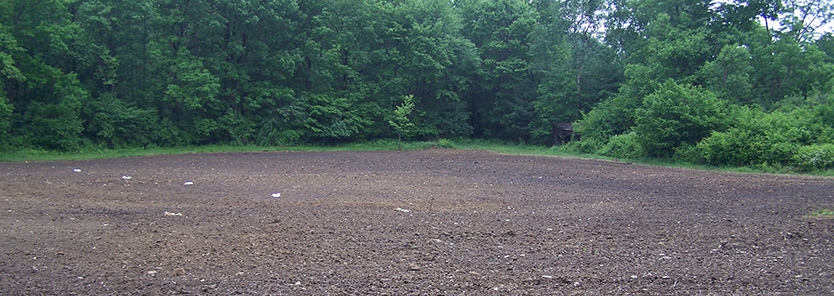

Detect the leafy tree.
xmin=383 ymin=0 xmax=474 ymax=139
xmin=700 ymin=44 xmax=756 ymax=105
xmin=0 ymin=20 xmax=23 ymax=150
xmin=458 ymin=0 xmax=538 ymax=140
xmin=528 ymin=1 xmax=622 ymax=144
xmin=747 ymin=33 xmax=830 ymax=108
xmin=779 ymin=0 xmax=834 ymax=44
xmin=579 ymin=1 xmax=720 ymax=149
xmin=2 ymin=0 xmax=89 ymax=150
xmin=388 ymin=95 xmax=416 ymax=145
xmin=162 ymin=49 xmax=221 ymax=143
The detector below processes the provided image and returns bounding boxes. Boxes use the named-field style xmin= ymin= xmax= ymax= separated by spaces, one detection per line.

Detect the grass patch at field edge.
xmin=2 ymin=139 xmax=834 ymax=178
xmin=807 ymin=208 xmax=834 ymax=218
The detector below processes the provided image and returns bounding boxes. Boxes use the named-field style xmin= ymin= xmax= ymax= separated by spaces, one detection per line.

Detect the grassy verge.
xmin=2 ymin=139 xmax=834 ymax=177
xmin=0 ymin=139 xmax=454 ymax=162
xmin=807 ymin=208 xmax=834 ymax=218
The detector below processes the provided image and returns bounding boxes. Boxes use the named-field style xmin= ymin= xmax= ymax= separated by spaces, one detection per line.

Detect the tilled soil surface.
xmin=1 ymin=150 xmax=833 ymax=295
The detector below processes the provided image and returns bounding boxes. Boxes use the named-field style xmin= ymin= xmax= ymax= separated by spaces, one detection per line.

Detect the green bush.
xmin=673 ymin=143 xmax=702 ymax=163
xmin=562 ymin=137 xmax=605 ymax=154
xmin=598 ymin=132 xmax=643 ymax=159
xmin=26 ymin=101 xmax=84 ymax=151
xmin=436 ymin=138 xmax=455 ymax=148
xmin=793 ymin=144 xmax=834 ymax=171
xmin=84 ymin=95 xmax=157 ymax=148
xmin=696 ymin=108 xmax=812 ymax=167
xmin=634 ymin=81 xmax=729 ymax=158
xmin=574 ymin=95 xmax=640 ymax=143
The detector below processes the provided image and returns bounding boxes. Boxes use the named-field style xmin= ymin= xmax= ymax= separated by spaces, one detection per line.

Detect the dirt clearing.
xmin=1 ymin=150 xmax=833 ymax=295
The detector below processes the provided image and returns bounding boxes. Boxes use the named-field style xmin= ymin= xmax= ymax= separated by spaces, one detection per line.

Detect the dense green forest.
xmin=2 ymin=0 xmax=834 ymax=170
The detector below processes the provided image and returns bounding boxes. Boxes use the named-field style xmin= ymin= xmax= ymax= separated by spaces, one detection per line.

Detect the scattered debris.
xmin=395 ymin=207 xmax=411 ymax=213
xmin=271 ymin=192 xmax=281 ymax=198
xmin=147 ymin=270 xmax=157 ymax=275
xmin=73 ymin=168 xmax=82 ymax=173
xmin=183 ymin=181 xmax=194 ymax=186
xmin=164 ymin=212 xmax=183 ymax=217
xmin=408 ymin=263 xmax=421 ymax=271
xmin=541 ymin=275 xmax=553 ymax=279
xmin=121 ymin=175 xmax=132 ymax=180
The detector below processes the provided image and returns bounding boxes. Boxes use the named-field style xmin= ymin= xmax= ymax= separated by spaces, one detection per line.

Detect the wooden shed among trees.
xmin=553 ymin=122 xmax=575 ymax=145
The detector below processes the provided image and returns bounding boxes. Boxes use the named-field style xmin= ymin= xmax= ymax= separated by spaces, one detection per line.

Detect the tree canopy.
xmin=2 ymin=0 xmax=834 ymax=170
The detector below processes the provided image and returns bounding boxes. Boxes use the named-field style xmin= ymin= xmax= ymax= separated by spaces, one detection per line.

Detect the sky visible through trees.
xmin=2 ymin=0 xmax=834 ymax=170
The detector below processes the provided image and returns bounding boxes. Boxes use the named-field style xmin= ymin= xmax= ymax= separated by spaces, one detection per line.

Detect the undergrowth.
xmin=2 ymin=139 xmax=834 ymax=177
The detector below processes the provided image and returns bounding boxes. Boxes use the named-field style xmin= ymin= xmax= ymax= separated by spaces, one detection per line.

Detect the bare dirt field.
xmin=1 ymin=149 xmax=833 ymax=295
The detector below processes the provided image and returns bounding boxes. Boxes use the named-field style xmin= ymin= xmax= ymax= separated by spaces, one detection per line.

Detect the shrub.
xmin=436 ymin=138 xmax=455 ymax=148
xmin=793 ymin=144 xmax=834 ymax=171
xmin=696 ymin=108 xmax=812 ymax=167
xmin=563 ymin=137 xmax=604 ymax=154
xmin=673 ymin=143 xmax=702 ymax=163
xmin=634 ymin=81 xmax=729 ymax=158
xmin=598 ymin=132 xmax=643 ymax=159
xmin=574 ymin=95 xmax=640 ymax=143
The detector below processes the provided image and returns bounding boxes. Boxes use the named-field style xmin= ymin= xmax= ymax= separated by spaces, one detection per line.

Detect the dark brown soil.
xmin=1 ymin=150 xmax=833 ymax=295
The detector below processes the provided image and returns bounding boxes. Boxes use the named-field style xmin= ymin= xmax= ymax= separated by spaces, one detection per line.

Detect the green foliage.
xmin=562 ymin=137 xmax=605 ymax=154
xmin=0 ymin=93 xmax=12 ymax=150
xmin=84 ymin=94 xmax=156 ymax=148
xmin=793 ymin=144 xmax=834 ymax=172
xmin=304 ymin=93 xmax=369 ymax=142
xmin=23 ymin=73 xmax=87 ymax=151
xmin=700 ymin=45 xmax=755 ymax=105
xmin=219 ymin=111 xmax=255 ymax=146
xmin=598 ymin=132 xmax=643 ymax=159
xmin=436 ymin=138 xmax=454 ymax=149
xmin=459 ymin=0 xmax=539 ymax=140
xmin=808 ymin=208 xmax=834 ymax=218
xmin=0 ymin=0 xmax=833 ymax=175
xmin=696 ymin=108 xmax=814 ymax=167
xmin=388 ymin=95 xmax=416 ymax=144
xmin=634 ymin=81 xmax=729 ymax=157
xmin=574 ymin=95 xmax=640 ymax=143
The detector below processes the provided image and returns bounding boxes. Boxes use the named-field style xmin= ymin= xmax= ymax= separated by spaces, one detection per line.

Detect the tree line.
xmin=2 ymin=0 xmax=834 ymax=170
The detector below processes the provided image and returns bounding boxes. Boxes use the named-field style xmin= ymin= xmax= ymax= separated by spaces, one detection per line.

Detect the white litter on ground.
xmin=73 ymin=168 xmax=82 ymax=172
xmin=395 ymin=207 xmax=411 ymax=213
xmin=121 ymin=175 xmax=132 ymax=180
xmin=164 ymin=212 xmax=183 ymax=216
xmin=271 ymin=193 xmax=281 ymax=198
xmin=183 ymin=181 xmax=194 ymax=186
